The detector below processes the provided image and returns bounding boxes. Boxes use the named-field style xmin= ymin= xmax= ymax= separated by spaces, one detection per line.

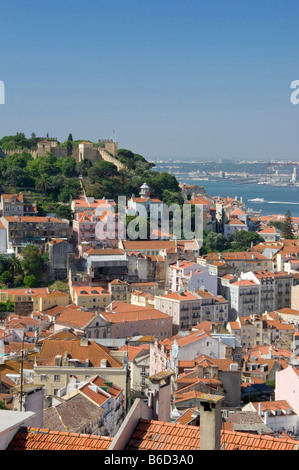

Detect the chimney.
xmin=147 ymin=371 xmax=173 ymax=422
xmin=199 ymin=393 xmax=225 ymax=450
xmin=80 ymin=337 xmax=89 ymax=347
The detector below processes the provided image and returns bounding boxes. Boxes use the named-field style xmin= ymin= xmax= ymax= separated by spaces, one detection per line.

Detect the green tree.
xmin=55 ymin=204 xmax=73 ymax=220
xmin=76 ymin=158 xmax=92 ymax=177
xmin=58 ymin=179 xmax=80 ymax=202
xmin=281 ymin=210 xmax=295 ymax=239
xmin=87 ymin=161 xmax=118 ymax=183
xmin=5 ymin=151 xmax=32 ymax=169
xmin=23 ymin=274 xmax=39 ymax=287
xmin=0 ymin=270 xmax=13 ymax=286
xmin=3 ymin=167 xmax=34 ymax=187
xmin=200 ymin=230 xmax=230 ymax=254
xmin=161 ymin=189 xmax=184 ymax=206
xmin=35 ymin=175 xmax=51 ymax=194
xmin=61 ymin=157 xmax=77 ymax=177
xmin=229 ymin=230 xmax=265 ymax=251
xmin=7 ymin=253 xmax=22 ymax=278
xmin=0 ymin=300 xmax=14 ymax=312
xmin=67 ymin=133 xmax=73 ymax=156
xmin=21 ymin=245 xmax=46 ymax=278
xmin=0 ymin=254 xmax=10 ymax=272
xmin=148 ymin=172 xmax=180 ymax=200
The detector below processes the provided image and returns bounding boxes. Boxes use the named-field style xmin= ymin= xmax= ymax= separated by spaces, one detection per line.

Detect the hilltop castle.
xmin=1 ymin=138 xmax=124 ymax=171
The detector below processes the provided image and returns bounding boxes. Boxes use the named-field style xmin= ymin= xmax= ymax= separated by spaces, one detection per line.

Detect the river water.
xmin=182 ymin=179 xmax=299 ymax=217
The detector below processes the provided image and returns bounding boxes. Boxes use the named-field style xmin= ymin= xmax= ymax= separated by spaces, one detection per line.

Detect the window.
xmin=54 ymin=375 xmax=60 ymax=382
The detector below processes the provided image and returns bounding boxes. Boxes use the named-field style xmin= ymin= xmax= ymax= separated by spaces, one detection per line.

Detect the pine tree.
xmin=67 ymin=133 xmax=73 ymax=156
xmin=282 ymin=210 xmax=295 ymax=239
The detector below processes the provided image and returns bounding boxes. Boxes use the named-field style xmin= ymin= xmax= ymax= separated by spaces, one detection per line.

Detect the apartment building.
xmin=119 ymin=344 xmax=150 ymax=401
xmin=0 ymin=287 xmax=69 ymax=312
xmin=198 ymin=251 xmax=272 ymax=275
xmin=154 ymin=290 xmax=228 ymax=333
xmin=108 ymin=279 xmax=129 ymax=302
xmin=228 ymin=279 xmax=260 ymax=320
xmin=241 ymin=270 xmax=293 ymax=312
xmin=72 ymin=286 xmax=111 ymax=310
xmin=0 ymin=194 xmax=24 ymax=217
xmin=0 ymin=193 xmax=38 ymax=218
xmin=0 ymin=215 xmax=69 ymax=253
xmin=73 ymin=209 xmax=124 ymax=249
xmin=101 ymin=301 xmax=173 ymax=339
xmin=168 ymin=260 xmax=217 ymax=295
xmin=227 ymin=315 xmax=264 ymax=350
xmin=34 ymin=336 xmax=128 ymax=401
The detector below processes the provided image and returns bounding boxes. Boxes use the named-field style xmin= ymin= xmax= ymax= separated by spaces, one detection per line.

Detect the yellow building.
xmin=0 ymin=287 xmax=69 ymax=312
xmin=72 ymin=286 xmax=111 ymax=309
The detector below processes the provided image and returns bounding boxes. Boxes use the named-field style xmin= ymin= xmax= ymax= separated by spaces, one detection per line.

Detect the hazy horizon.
xmin=1 ymin=1 xmax=299 ymax=161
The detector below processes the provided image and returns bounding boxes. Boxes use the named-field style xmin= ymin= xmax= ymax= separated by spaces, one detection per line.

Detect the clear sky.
xmin=1 ymin=0 xmax=299 ymax=160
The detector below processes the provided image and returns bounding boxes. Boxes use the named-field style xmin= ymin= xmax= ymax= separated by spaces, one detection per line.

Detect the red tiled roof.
xmin=203 ymin=252 xmax=269 ymax=261
xmin=55 ymin=308 xmax=97 ymax=329
xmin=7 ymin=419 xmax=299 ymax=451
xmin=122 ymin=240 xmax=176 ymax=250
xmin=79 ymin=375 xmax=122 ymax=406
xmin=73 ymin=286 xmax=110 ymax=296
xmin=126 ymin=419 xmax=299 ymax=450
xmin=158 ymin=291 xmax=198 ymax=301
xmin=274 ymin=308 xmax=299 ymax=317
xmin=251 ymin=400 xmax=295 ymax=415
xmin=7 ymin=427 xmax=113 ymax=450
xmin=230 ymin=208 xmax=246 ymax=216
xmin=36 ymin=338 xmax=122 ymax=368
xmin=231 ymin=279 xmax=258 ymax=287
xmin=227 ymin=218 xmax=245 ymax=225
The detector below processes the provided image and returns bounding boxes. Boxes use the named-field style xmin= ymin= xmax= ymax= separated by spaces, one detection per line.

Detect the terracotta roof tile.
xmin=126 ymin=419 xmax=299 ymax=450
xmin=7 ymin=427 xmax=112 ymax=450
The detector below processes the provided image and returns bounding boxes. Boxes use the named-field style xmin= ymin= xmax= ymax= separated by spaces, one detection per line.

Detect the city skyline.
xmin=1 ymin=0 xmax=299 ymax=160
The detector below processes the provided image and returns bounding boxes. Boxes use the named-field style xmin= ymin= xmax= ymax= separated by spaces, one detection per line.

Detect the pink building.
xmin=73 ymin=209 xmax=124 ymax=250
xmin=101 ymin=301 xmax=173 ymax=339
xmin=275 ymin=357 xmax=299 ymax=434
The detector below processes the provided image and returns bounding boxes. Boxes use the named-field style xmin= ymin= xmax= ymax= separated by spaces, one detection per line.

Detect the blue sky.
xmin=1 ymin=0 xmax=299 ymax=160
